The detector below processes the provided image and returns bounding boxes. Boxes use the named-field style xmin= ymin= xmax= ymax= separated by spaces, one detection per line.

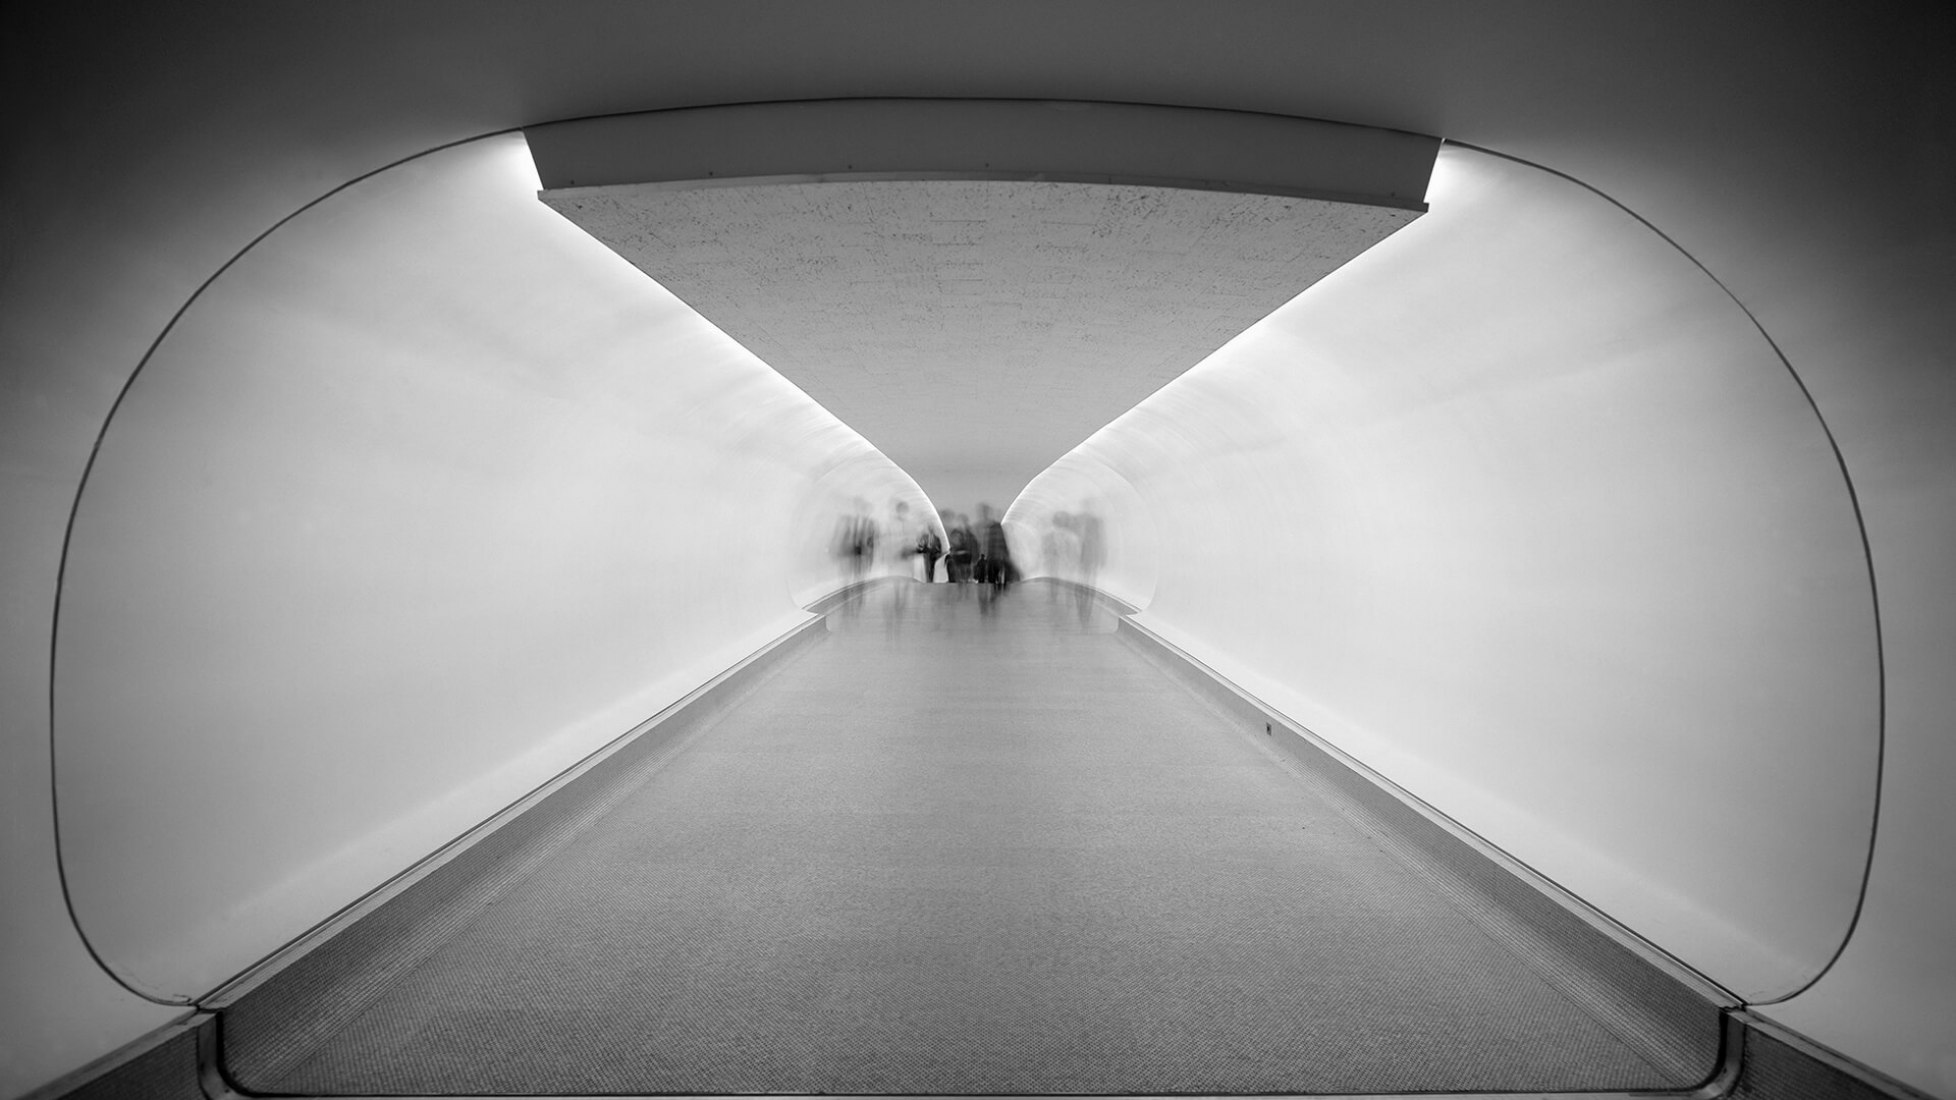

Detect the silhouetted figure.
xmin=944 ymin=513 xmax=976 ymax=585
xmin=832 ymin=503 xmax=877 ymax=586
xmin=915 ymin=524 xmax=943 ymax=584
xmin=974 ymin=503 xmax=1014 ymax=609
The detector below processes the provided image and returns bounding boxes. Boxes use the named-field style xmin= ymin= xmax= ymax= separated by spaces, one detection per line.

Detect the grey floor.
xmin=250 ymin=581 xmax=1701 ymax=1095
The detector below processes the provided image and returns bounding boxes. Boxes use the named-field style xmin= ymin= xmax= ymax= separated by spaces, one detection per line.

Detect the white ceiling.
xmin=544 ymin=178 xmax=1415 ymax=512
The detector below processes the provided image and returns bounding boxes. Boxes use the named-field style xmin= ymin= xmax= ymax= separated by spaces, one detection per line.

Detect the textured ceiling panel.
xmin=544 ymin=179 xmax=1416 ymax=511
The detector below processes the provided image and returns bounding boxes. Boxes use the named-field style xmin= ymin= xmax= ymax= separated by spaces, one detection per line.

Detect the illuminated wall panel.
xmin=1021 ymin=144 xmax=1880 ymax=1001
xmin=50 ymin=134 xmax=932 ymax=1000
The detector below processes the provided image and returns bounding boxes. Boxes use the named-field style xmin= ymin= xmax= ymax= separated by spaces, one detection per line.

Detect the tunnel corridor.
xmin=212 ymin=581 xmax=1721 ymax=1096
xmin=21 ymin=113 xmax=1890 ymax=1100
xmin=6 ymin=8 xmax=1951 ymax=1100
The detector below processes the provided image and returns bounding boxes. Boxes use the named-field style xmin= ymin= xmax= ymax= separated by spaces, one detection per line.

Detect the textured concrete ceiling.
xmin=545 ymin=178 xmax=1415 ymax=512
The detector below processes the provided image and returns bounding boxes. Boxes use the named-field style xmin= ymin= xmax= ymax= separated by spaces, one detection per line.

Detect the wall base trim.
xmin=1731 ymin=1010 xmax=1939 ymax=1100
xmin=24 ymin=598 xmax=1925 ymax=1100
xmin=14 ymin=1013 xmax=205 ymax=1100
xmin=1113 ymin=613 xmax=1728 ymax=1082
xmin=1109 ymin=609 xmax=1929 ymax=1100
xmin=204 ymin=615 xmax=827 ymax=1088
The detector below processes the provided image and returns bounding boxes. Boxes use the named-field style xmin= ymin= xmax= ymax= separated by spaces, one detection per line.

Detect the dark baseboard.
xmin=31 ymin=1007 xmax=1932 ymax=1099
xmin=1731 ymin=1012 xmax=1939 ymax=1100
xmin=17 ymin=1015 xmax=205 ymax=1100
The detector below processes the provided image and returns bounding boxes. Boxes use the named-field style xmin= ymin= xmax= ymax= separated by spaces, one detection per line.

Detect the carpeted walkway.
xmin=247 ymin=581 xmax=1706 ymax=1095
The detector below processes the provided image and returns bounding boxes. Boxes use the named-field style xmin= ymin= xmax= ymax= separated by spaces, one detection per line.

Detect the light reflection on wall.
xmin=50 ymin=133 xmax=935 ymax=1000
xmin=1016 ymin=144 xmax=1880 ymax=1002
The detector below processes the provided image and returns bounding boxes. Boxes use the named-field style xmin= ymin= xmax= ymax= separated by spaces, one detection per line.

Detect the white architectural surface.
xmin=2 ymin=6 xmax=1950 ymax=1097
xmin=1016 ymin=144 xmax=1878 ymax=1003
xmin=51 ymin=135 xmax=933 ymax=1002
xmin=545 ymin=180 xmax=1412 ymax=512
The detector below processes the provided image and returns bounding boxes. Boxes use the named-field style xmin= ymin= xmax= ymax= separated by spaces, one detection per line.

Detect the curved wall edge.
xmin=1446 ymin=138 xmax=1891 ymax=1008
xmin=5 ymin=9 xmax=1949 ymax=1097
xmin=1007 ymin=450 xmax=1159 ymax=611
xmin=523 ymin=98 xmax=1438 ymax=211
xmin=1024 ymin=142 xmax=1881 ymax=1002
xmin=47 ymin=132 xmax=936 ymax=1001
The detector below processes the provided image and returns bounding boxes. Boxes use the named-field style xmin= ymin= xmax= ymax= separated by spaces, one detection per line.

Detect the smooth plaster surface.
xmin=1011 ymin=144 xmax=1879 ymax=1004
xmin=50 ymin=135 xmax=936 ymax=1002
xmin=543 ymin=179 xmax=1413 ymax=512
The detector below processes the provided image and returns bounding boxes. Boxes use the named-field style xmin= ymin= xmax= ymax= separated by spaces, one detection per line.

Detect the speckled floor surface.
xmin=249 ymin=581 xmax=1698 ymax=1095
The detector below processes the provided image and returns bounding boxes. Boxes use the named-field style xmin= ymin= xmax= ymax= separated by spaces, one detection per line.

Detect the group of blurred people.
xmin=934 ymin=505 xmax=1015 ymax=590
xmin=832 ymin=497 xmax=1104 ymax=628
xmin=831 ymin=499 xmax=1017 ymax=595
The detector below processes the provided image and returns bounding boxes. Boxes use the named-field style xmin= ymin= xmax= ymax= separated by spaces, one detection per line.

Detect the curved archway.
xmin=45 ymin=99 xmax=1883 ymax=1018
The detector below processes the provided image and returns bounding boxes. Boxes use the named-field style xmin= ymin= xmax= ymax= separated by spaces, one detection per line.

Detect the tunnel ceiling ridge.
xmin=526 ymin=100 xmax=1433 ymax=511
xmin=543 ymin=178 xmax=1414 ymax=511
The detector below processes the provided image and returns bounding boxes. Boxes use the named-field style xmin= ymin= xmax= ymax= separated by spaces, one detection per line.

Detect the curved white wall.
xmin=5 ymin=7 xmax=1951 ymax=1098
xmin=1007 ymin=453 xmax=1158 ymax=607
xmin=50 ymin=134 xmax=934 ymax=1001
xmin=1023 ymin=144 xmax=1881 ymax=1002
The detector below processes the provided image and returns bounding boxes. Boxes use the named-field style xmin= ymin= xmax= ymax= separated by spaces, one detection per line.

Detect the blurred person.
xmin=944 ymin=512 xmax=976 ymax=586
xmin=830 ymin=499 xmax=877 ymax=616
xmin=915 ymin=520 xmax=943 ymax=583
xmin=885 ymin=500 xmax=929 ymax=579
xmin=1073 ymin=505 xmax=1105 ymax=627
xmin=831 ymin=499 xmax=877 ymax=585
xmin=974 ymin=502 xmax=1015 ymax=610
xmin=883 ymin=498 xmax=916 ymax=632
xmin=1043 ymin=512 xmax=1082 ymax=607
